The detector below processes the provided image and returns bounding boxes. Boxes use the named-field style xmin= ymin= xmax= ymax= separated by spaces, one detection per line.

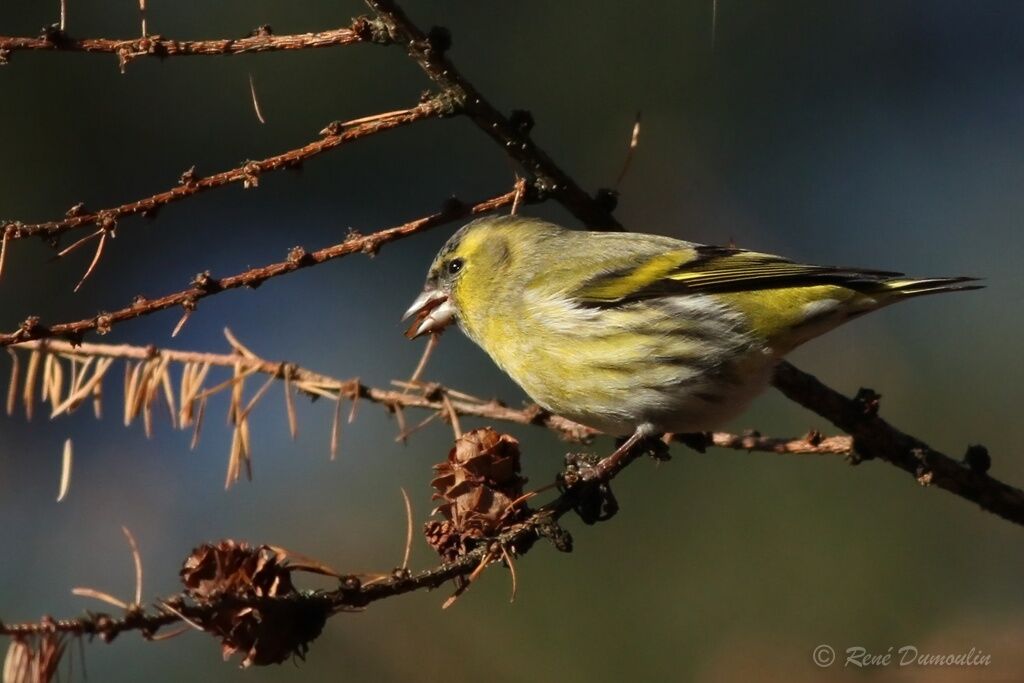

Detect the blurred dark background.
xmin=2 ymin=1 xmax=1023 ymax=681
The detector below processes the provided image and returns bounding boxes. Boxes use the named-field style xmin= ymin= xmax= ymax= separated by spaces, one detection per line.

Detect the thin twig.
xmin=0 ymin=17 xmax=386 ymax=60
xmin=772 ymin=361 xmax=1024 ymax=526
xmin=365 ymin=0 xmax=620 ymax=230
xmin=3 ymin=97 xmax=451 ymax=244
xmin=0 ymin=188 xmax=525 ymax=346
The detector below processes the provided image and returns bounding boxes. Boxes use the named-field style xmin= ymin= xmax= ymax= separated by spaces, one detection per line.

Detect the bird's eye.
xmin=447 ymin=258 xmax=464 ymax=275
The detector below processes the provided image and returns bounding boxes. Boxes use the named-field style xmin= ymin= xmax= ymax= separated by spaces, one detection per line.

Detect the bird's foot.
xmin=564 ymin=432 xmax=670 ymax=485
xmin=558 ymin=431 xmax=670 ymax=524
xmin=674 ymin=431 xmax=713 ymax=454
xmin=559 ymin=452 xmax=619 ymax=524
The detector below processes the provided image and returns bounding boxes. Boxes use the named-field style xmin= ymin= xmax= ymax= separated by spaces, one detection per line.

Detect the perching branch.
xmin=3 ymin=356 xmax=1020 ymax=666
xmin=0 ymin=187 xmax=526 ymax=347
xmin=0 ymin=429 xmax=652 ymax=661
xmin=2 ymin=97 xmax=453 ymax=245
xmin=9 ymin=336 xmax=854 ymax=459
xmin=772 ymin=362 xmax=1023 ymax=526
xmin=14 ymin=336 xmax=1012 ymax=524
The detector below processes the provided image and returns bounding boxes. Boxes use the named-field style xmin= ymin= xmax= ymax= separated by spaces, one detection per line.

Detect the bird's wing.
xmin=570 ymin=245 xmax=901 ymax=306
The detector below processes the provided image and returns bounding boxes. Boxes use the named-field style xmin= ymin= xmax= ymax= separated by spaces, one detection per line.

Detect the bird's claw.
xmin=559 ymin=452 xmax=620 ymax=524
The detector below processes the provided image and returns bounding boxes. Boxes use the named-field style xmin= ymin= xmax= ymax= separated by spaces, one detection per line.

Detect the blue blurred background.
xmin=2 ymin=1 xmax=1023 ymax=680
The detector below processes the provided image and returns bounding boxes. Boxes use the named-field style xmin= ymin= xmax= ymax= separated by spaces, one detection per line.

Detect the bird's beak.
xmin=403 ymin=287 xmax=456 ymax=339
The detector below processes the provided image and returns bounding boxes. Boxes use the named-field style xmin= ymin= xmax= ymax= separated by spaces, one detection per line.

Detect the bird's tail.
xmin=877 ymin=276 xmax=984 ymax=299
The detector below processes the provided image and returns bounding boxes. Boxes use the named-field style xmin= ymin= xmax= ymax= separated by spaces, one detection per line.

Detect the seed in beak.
xmin=403 ymin=290 xmax=454 ymax=339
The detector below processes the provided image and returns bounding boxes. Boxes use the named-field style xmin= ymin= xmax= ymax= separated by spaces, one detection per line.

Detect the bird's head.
xmin=403 ymin=216 xmax=557 ymax=339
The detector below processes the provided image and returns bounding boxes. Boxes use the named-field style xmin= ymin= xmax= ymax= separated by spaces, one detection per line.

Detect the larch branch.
xmin=0 ymin=17 xmax=389 ymax=63
xmin=772 ymin=361 xmax=1024 ymax=526
xmin=10 ymin=338 xmax=853 ymax=458
xmin=2 ymin=97 xmax=454 ymax=244
xmin=0 ymin=432 xmax=650 ymax=641
xmin=0 ymin=187 xmax=525 ymax=347
xmin=365 ymin=0 xmax=621 ymax=230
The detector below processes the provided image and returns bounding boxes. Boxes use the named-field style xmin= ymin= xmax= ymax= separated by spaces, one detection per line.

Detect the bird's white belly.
xmin=556 ymin=349 xmax=778 ymax=436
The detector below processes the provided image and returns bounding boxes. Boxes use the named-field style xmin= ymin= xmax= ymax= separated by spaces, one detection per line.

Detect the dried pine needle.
xmin=400 ymin=487 xmax=414 ymax=571
xmin=72 ymin=228 xmax=108 ymax=292
xmin=159 ymin=362 xmax=177 ymax=428
xmin=92 ymin=377 xmax=103 ymax=419
xmin=56 ymin=438 xmax=72 ymax=502
xmin=407 ymin=332 xmax=440 ymax=386
xmin=442 ymin=549 xmax=494 ymax=609
xmin=0 ymin=227 xmax=10 ymax=281
xmin=393 ymin=404 xmax=408 ymax=443
xmin=23 ymin=349 xmax=41 ymax=421
xmin=171 ymin=307 xmax=192 ymax=338
xmin=226 ymin=428 xmax=242 ymax=488
xmin=222 ymin=327 xmax=257 ymax=359
xmin=158 ymin=601 xmax=205 ymax=632
xmin=239 ymin=416 xmax=253 ymax=481
xmin=330 ymin=394 xmax=343 ymax=460
xmin=347 ymin=386 xmax=360 ymax=424
xmin=6 ymin=349 xmax=19 ymax=416
xmin=71 ymin=587 xmax=128 ymax=610
xmin=292 ymin=381 xmax=337 ymax=400
xmin=237 ymin=374 xmax=276 ymax=422
xmin=284 ymin=372 xmax=297 ymax=439
xmin=4 ymin=638 xmax=30 ymax=683
xmin=190 ymin=396 xmax=207 ymax=451
xmin=41 ymin=354 xmax=54 ymax=405
xmin=123 ymin=360 xmax=136 ymax=425
xmin=68 ymin=356 xmax=79 ymax=397
xmin=248 ymin=73 xmax=267 ymax=124
xmin=193 ymin=364 xmax=259 ymax=403
xmin=500 ymin=543 xmax=518 ymax=603
xmin=441 ymin=393 xmax=462 ymax=438
xmin=122 ymin=526 xmax=143 ymax=605
xmin=56 ymin=228 xmax=102 ymax=259
xmin=51 ymin=358 xmax=112 ymax=418
xmin=178 ymin=362 xmax=195 ymax=426
xmin=396 ymin=410 xmax=440 ymax=442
